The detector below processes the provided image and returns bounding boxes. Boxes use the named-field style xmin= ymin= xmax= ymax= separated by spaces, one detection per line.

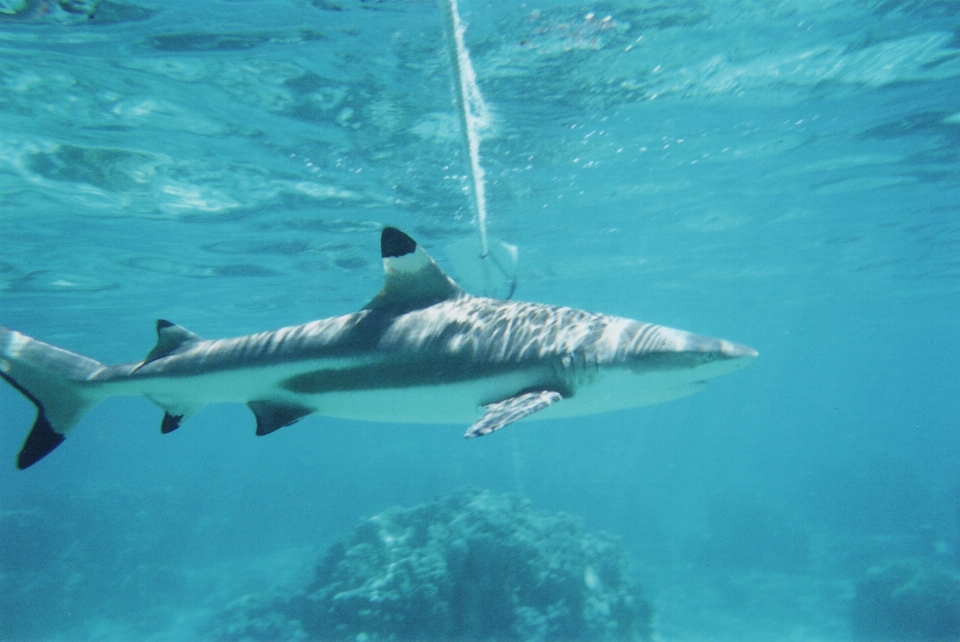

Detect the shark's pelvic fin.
xmin=142 ymin=320 xmax=204 ymax=366
xmin=465 ymin=390 xmax=563 ymax=439
xmin=248 ymin=400 xmax=312 ymax=436
xmin=364 ymin=227 xmax=462 ymax=312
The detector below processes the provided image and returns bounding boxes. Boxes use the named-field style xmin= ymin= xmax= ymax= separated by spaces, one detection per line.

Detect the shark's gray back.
xmin=120 ymin=294 xmax=663 ymax=379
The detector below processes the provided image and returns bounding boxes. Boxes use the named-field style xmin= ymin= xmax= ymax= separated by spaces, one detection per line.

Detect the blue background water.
xmin=1 ymin=0 xmax=958 ymax=639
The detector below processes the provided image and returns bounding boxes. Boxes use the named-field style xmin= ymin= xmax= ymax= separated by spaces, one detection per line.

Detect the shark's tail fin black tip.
xmin=16 ymin=411 xmax=65 ymax=470
xmin=1 ymin=326 xmax=104 ymax=469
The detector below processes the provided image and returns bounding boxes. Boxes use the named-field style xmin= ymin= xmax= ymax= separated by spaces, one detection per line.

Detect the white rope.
xmin=441 ymin=0 xmax=492 ymax=258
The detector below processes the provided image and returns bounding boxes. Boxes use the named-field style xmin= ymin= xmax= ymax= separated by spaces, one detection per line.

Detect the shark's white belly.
xmin=114 ymin=360 xmax=551 ymax=424
xmin=309 ymin=371 xmax=543 ymax=423
xmin=114 ymin=358 xmax=710 ymax=426
xmin=311 ymin=369 xmax=707 ymax=425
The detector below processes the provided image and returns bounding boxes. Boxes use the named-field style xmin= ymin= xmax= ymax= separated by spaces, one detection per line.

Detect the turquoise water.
xmin=1 ymin=0 xmax=959 ymax=639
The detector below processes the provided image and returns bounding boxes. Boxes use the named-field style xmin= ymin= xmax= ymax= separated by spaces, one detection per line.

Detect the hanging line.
xmin=440 ymin=0 xmax=492 ymax=259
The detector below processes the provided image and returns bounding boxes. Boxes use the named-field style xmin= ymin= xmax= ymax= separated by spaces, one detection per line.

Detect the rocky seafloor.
xmin=205 ymin=489 xmax=653 ymax=641
xmin=850 ymin=561 xmax=960 ymax=642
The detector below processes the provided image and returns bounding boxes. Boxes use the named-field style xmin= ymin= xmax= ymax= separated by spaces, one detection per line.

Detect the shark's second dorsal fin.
xmin=364 ymin=227 xmax=462 ymax=312
xmin=143 ymin=320 xmax=204 ymax=364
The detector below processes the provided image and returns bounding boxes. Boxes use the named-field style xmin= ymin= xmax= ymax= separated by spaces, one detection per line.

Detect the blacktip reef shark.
xmin=0 ymin=228 xmax=757 ymax=469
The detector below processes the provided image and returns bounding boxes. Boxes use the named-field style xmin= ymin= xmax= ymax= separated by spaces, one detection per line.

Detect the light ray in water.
xmin=441 ymin=0 xmax=492 ymax=255
xmin=441 ymin=0 xmax=518 ymax=298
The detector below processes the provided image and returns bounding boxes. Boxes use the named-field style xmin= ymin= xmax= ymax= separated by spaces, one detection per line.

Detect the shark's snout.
xmin=720 ymin=340 xmax=759 ymax=360
xmin=683 ymin=333 xmax=757 ymax=359
xmin=675 ymin=333 xmax=758 ymax=376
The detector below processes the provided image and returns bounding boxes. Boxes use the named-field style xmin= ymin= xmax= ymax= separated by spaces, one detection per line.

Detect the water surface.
xmin=1 ymin=0 xmax=958 ymax=639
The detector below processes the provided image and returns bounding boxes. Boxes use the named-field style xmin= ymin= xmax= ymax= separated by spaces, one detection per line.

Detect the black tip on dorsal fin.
xmin=142 ymin=319 xmax=204 ymax=365
xmin=381 ymin=227 xmax=417 ymax=258
xmin=365 ymin=227 xmax=462 ymax=312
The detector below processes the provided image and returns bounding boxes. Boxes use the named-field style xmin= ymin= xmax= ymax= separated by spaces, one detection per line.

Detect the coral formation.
xmin=209 ymin=489 xmax=652 ymax=641
xmin=851 ymin=561 xmax=960 ymax=642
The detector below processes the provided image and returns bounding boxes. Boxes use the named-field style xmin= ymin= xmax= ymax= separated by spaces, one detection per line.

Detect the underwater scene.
xmin=1 ymin=0 xmax=959 ymax=640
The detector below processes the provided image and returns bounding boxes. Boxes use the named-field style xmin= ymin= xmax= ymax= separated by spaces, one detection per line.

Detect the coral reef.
xmin=208 ymin=489 xmax=652 ymax=641
xmin=851 ymin=561 xmax=960 ymax=642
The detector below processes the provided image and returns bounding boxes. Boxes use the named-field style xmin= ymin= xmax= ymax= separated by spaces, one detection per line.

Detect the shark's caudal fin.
xmin=0 ymin=327 xmax=105 ymax=469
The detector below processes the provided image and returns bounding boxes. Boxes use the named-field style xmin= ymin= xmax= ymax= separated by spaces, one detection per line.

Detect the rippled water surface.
xmin=1 ymin=0 xmax=958 ymax=640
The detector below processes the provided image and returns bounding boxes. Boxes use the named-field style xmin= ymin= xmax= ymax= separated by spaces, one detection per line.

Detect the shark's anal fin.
xmin=161 ymin=412 xmax=183 ymax=434
xmin=248 ymin=400 xmax=312 ymax=436
xmin=465 ymin=390 xmax=563 ymax=439
xmin=144 ymin=396 xmax=200 ymax=434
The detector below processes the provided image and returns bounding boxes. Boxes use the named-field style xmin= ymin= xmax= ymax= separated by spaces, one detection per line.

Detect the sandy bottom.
xmin=644 ymin=566 xmax=854 ymax=642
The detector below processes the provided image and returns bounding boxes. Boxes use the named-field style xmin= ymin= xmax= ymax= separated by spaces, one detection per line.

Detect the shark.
xmin=0 ymin=227 xmax=757 ymax=469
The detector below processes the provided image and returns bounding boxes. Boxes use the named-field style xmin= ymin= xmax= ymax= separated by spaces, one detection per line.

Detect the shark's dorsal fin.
xmin=363 ymin=227 xmax=462 ymax=312
xmin=143 ymin=320 xmax=204 ymax=364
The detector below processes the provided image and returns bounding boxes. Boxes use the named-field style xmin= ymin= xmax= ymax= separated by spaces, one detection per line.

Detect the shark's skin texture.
xmin=0 ymin=228 xmax=757 ymax=469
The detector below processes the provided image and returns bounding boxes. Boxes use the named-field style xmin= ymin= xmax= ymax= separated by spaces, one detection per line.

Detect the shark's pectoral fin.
xmin=465 ymin=390 xmax=563 ymax=439
xmin=248 ymin=400 xmax=312 ymax=436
